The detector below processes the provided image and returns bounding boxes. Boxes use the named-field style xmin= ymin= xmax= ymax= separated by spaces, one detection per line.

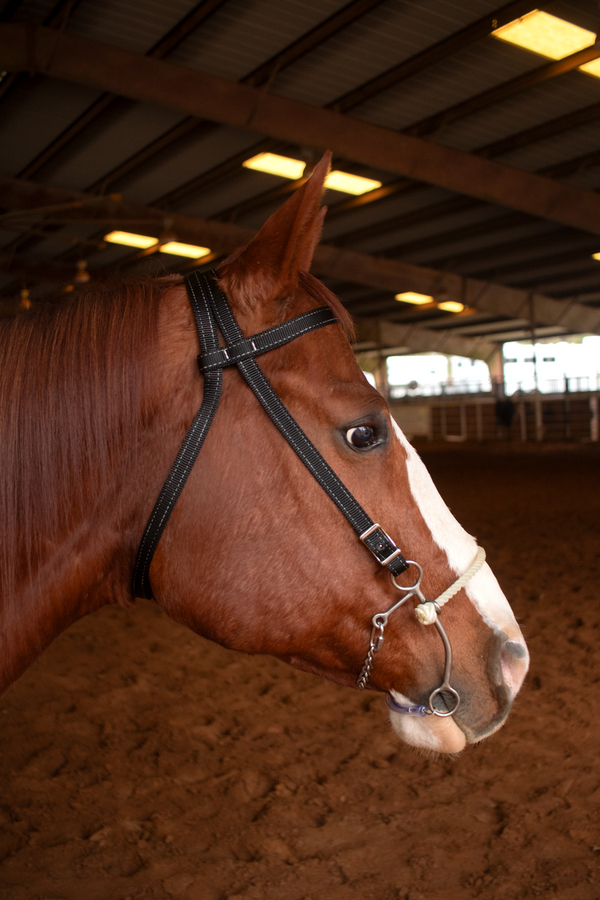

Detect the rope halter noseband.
xmin=357 ymin=546 xmax=487 ymax=717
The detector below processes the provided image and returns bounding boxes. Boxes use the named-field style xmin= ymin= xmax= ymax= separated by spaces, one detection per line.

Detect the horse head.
xmin=150 ymin=153 xmax=529 ymax=754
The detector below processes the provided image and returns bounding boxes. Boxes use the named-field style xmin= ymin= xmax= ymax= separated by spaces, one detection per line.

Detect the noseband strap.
xmin=133 ymin=270 xmax=409 ymax=601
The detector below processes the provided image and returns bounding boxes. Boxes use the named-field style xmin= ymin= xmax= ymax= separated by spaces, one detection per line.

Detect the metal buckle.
xmin=359 ymin=523 xmax=402 ymax=567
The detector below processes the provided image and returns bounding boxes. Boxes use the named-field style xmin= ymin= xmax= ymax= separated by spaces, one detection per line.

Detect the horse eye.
xmin=346 ymin=424 xmax=378 ymax=449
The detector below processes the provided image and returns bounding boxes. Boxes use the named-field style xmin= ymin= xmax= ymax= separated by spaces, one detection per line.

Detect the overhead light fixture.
xmin=242 ymin=153 xmax=382 ymax=195
xmin=324 ymin=171 xmax=381 ymax=195
xmin=580 ymin=58 xmax=600 ymax=78
xmin=395 ymin=291 xmax=434 ymax=305
xmin=493 ymin=10 xmax=595 ymax=60
xmin=159 ymin=241 xmax=211 ymax=259
xmin=104 ymin=230 xmax=159 ymax=249
xmin=438 ymin=300 xmax=465 ymax=313
xmin=103 ymin=231 xmax=210 ymax=258
xmin=243 ymin=152 xmax=306 ymax=180
xmin=592 ymin=252 xmax=600 ymax=260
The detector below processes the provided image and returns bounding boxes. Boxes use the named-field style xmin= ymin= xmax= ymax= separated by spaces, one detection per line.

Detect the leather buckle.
xmin=359 ymin=523 xmax=403 ymax=567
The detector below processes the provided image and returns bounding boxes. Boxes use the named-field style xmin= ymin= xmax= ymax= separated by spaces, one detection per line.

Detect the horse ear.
xmin=217 ymin=151 xmax=331 ymax=311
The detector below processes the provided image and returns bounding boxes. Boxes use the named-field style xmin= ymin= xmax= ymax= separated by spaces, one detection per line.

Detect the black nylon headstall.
xmin=132 ymin=270 xmax=409 ymax=600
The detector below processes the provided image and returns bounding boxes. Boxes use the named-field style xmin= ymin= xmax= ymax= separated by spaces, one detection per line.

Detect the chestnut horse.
xmin=0 ymin=154 xmax=528 ymax=754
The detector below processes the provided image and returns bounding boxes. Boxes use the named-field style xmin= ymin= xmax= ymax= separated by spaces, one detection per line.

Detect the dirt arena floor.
xmin=1 ymin=445 xmax=599 ymax=900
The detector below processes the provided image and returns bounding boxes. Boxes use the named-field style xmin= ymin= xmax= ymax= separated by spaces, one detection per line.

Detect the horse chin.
xmin=388 ymin=691 xmax=467 ymax=755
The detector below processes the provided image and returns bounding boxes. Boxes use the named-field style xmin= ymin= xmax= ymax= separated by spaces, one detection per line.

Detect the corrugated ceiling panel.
xmin=177 ymin=167 xmax=286 ymax=221
xmin=273 ymin=0 xmax=502 ymax=106
xmin=0 ymin=79 xmax=103 ymax=176
xmin=272 ymin=0 xmax=502 ymax=108
xmin=38 ymin=103 xmax=187 ymax=192
xmin=350 ymin=38 xmax=538 ymax=132
xmin=167 ymin=0 xmax=347 ymax=83
xmin=437 ymin=71 xmax=600 ymax=153
xmin=321 ymin=185 xmax=456 ymax=242
xmin=495 ymin=119 xmax=600 ymax=173
xmin=25 ymin=224 xmax=103 ymax=263
xmin=66 ymin=0 xmax=203 ymax=56
xmin=352 ymin=215 xmax=553 ymax=259
xmin=122 ymin=126 xmax=263 ymax=206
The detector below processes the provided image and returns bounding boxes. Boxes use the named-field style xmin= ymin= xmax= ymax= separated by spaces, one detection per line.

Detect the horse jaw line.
xmin=391 ymin=421 xmax=529 ymax=662
xmin=388 ymin=690 xmax=466 ymax=753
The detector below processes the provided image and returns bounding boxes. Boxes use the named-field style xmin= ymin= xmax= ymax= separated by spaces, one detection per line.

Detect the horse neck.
xmin=0 ymin=284 xmax=200 ymax=693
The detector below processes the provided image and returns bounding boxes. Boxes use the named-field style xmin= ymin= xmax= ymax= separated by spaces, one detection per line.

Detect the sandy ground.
xmin=1 ymin=446 xmax=599 ymax=900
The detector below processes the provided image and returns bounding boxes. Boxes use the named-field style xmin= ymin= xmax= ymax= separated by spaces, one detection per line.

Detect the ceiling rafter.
xmin=3 ymin=24 xmax=600 ymax=236
xmin=50 ymin=0 xmax=558 ymax=219
xmin=70 ymin=0 xmax=387 ymax=197
xmin=429 ymin=231 xmax=599 ymax=277
xmin=238 ymin=83 xmax=600 ymax=242
xmin=330 ymin=0 xmax=546 ymax=113
xmin=333 ymin=140 xmax=600 ymax=262
xmin=353 ymin=317 xmax=497 ymax=360
xmin=15 ymin=0 xmax=230 ymax=181
xmin=472 ymin=246 xmax=600 ymax=282
xmin=85 ymin=0 xmax=540 ymax=205
xmin=0 ymin=0 xmax=85 ymax=101
xmin=0 ymin=243 xmax=498 ymax=357
xmin=505 ymin=262 xmax=600 ymax=293
xmin=406 ymin=44 xmax=600 ymax=140
xmin=2 ymin=176 xmax=600 ymax=343
xmin=162 ymin=3 xmax=597 ymax=226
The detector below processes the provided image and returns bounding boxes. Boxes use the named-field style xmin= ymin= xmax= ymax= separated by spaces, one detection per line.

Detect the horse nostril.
xmin=501 ymin=639 xmax=529 ymax=695
xmin=503 ymin=640 xmax=527 ymax=660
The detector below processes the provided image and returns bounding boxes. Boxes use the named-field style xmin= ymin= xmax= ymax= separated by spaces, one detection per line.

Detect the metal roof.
xmin=1 ymin=0 xmax=600 ymax=356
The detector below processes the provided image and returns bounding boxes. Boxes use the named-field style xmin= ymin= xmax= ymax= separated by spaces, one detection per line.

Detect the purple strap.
xmin=386 ymin=695 xmax=429 ymax=716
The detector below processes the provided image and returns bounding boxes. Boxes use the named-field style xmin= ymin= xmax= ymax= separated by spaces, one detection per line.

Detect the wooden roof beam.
xmin=2 ymin=22 xmax=600 ymax=237
xmin=2 ymin=175 xmax=600 ymax=340
xmin=353 ymin=318 xmax=496 ymax=361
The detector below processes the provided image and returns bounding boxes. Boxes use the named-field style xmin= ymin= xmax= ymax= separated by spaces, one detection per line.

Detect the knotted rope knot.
xmin=414 ymin=546 xmax=486 ymax=625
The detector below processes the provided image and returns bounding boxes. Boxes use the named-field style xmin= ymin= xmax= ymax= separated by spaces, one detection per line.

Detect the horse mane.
xmin=0 ymin=265 xmax=354 ymax=626
xmin=0 ymin=276 xmax=178 ymax=616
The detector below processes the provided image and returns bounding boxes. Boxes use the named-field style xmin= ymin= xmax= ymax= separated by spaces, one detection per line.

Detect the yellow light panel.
xmin=160 ymin=241 xmax=211 ymax=259
xmin=395 ymin=292 xmax=434 ymax=305
xmin=243 ymin=152 xmax=306 ymax=180
xmin=104 ymin=230 xmax=158 ymax=249
xmin=438 ymin=301 xmax=465 ymax=313
xmin=592 ymin=251 xmax=600 ymax=260
xmin=324 ymin=171 xmax=382 ymax=195
xmin=580 ymin=57 xmax=600 ymax=78
xmin=493 ymin=10 xmax=595 ymax=60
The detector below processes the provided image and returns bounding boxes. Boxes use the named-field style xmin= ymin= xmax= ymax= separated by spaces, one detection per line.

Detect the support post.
xmin=535 ymin=397 xmax=544 ymax=442
xmin=590 ymin=395 xmax=598 ymax=442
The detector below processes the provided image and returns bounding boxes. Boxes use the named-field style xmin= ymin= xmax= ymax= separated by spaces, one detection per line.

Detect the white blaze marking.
xmin=386 ymin=422 xmax=528 ymax=750
xmin=392 ymin=421 xmax=528 ymax=651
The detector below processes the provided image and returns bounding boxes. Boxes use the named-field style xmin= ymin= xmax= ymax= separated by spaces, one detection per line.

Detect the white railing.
xmin=390 ymin=380 xmax=491 ymax=399
xmin=390 ymin=374 xmax=600 ymax=400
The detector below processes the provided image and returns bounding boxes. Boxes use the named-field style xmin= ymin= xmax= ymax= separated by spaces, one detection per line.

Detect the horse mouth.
xmin=387 ymin=690 xmax=467 ymax=754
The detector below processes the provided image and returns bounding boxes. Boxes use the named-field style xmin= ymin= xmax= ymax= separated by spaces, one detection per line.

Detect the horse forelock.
xmin=0 ymin=277 xmax=175 ymax=627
